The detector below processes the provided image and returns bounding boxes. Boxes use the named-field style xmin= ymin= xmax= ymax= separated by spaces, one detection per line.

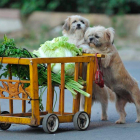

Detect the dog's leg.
xmin=101 ymin=99 xmax=108 ymax=121
xmin=135 ymin=103 xmax=140 ymax=123
xmin=95 ymin=85 xmax=108 ymax=121
xmin=115 ymin=97 xmax=127 ymax=124
xmin=131 ymin=88 xmax=140 ymax=123
xmin=100 ymin=86 xmax=108 ymax=121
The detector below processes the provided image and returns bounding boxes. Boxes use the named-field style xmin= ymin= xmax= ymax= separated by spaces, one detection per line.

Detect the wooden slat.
xmin=40 ymin=115 xmax=74 ymax=123
xmin=8 ymin=64 xmax=13 ymax=114
xmin=0 ymin=79 xmax=30 ymax=83
xmin=84 ymin=58 xmax=94 ymax=117
xmin=0 ymin=116 xmax=31 ymax=125
xmin=72 ymin=63 xmax=79 ymax=113
xmin=0 ymin=57 xmax=31 ymax=65
xmin=0 ymin=97 xmax=30 ymax=100
xmin=46 ymin=63 xmax=53 ymax=113
xmin=59 ymin=63 xmax=65 ymax=115
xmin=0 ymin=111 xmax=48 ymax=117
xmin=0 ymin=54 xmax=104 ymax=65
xmin=79 ymin=62 xmax=83 ymax=77
xmin=82 ymin=53 xmax=105 ymax=57
xmin=58 ymin=115 xmax=73 ymax=123
xmin=33 ymin=56 xmax=98 ymax=64
xmin=52 ymin=112 xmax=73 ymax=115
xmin=29 ymin=62 xmax=40 ymax=125
xmin=22 ymin=93 xmax=26 ymax=113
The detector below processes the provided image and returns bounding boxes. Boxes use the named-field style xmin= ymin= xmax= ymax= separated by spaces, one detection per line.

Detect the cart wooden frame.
xmin=0 ymin=54 xmax=104 ymax=132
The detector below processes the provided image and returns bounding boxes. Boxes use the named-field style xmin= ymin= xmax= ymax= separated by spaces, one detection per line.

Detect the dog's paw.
xmin=101 ymin=116 xmax=108 ymax=121
xmin=101 ymin=113 xmax=108 ymax=121
xmin=82 ymin=49 xmax=91 ymax=54
xmin=115 ymin=119 xmax=125 ymax=124
xmin=82 ymin=49 xmax=88 ymax=53
xmin=135 ymin=118 xmax=140 ymax=123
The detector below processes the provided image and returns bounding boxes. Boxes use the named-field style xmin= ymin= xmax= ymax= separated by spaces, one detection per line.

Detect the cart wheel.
xmin=42 ymin=114 xmax=59 ymax=133
xmin=73 ymin=111 xmax=90 ymax=131
xmin=0 ymin=111 xmax=11 ymax=130
xmin=27 ymin=109 xmax=39 ymax=128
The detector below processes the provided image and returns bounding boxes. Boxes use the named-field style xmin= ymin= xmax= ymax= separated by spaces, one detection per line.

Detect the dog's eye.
xmin=72 ymin=20 xmax=77 ymax=23
xmin=81 ymin=20 xmax=85 ymax=24
xmin=95 ymin=35 xmax=99 ymax=38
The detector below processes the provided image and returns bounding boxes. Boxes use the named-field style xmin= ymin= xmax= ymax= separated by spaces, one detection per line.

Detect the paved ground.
xmin=0 ymin=61 xmax=140 ymax=140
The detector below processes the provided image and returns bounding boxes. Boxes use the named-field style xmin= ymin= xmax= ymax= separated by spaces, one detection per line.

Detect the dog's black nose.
xmin=90 ymin=38 xmax=93 ymax=42
xmin=77 ymin=24 xmax=81 ymax=27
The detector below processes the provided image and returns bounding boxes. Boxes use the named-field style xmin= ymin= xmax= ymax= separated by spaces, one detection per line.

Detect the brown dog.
xmin=84 ymin=26 xmax=140 ymax=124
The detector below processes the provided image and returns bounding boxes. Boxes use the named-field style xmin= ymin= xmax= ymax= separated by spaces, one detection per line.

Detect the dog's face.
xmin=84 ymin=26 xmax=115 ymax=49
xmin=62 ymin=15 xmax=89 ymax=35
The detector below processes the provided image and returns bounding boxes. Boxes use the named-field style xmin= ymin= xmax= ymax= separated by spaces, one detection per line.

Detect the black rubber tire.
xmin=0 ymin=111 xmax=11 ymax=130
xmin=42 ymin=114 xmax=59 ymax=133
xmin=73 ymin=111 xmax=90 ymax=131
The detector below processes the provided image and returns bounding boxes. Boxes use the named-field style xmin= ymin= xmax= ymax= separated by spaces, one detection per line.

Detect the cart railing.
xmin=0 ymin=54 xmax=104 ymax=126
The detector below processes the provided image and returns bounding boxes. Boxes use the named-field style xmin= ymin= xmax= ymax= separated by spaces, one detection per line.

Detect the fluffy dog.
xmin=62 ymin=16 xmax=115 ymax=120
xmin=84 ymin=25 xmax=140 ymax=123
xmin=62 ymin=15 xmax=90 ymax=50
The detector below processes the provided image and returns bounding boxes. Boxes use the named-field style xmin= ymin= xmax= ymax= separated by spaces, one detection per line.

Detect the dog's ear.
xmin=62 ymin=17 xmax=70 ymax=31
xmin=105 ymin=27 xmax=115 ymax=43
xmin=84 ymin=27 xmax=91 ymax=42
xmin=83 ymin=18 xmax=90 ymax=28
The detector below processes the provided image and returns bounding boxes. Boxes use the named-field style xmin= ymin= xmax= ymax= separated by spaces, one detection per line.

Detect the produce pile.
xmin=0 ymin=35 xmax=90 ymax=110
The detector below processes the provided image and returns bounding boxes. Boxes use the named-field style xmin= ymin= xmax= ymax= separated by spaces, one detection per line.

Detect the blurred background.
xmin=0 ymin=0 xmax=140 ymax=60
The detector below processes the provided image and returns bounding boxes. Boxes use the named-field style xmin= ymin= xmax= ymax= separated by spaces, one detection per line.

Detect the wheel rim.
xmin=77 ymin=112 xmax=89 ymax=130
xmin=47 ymin=115 xmax=58 ymax=132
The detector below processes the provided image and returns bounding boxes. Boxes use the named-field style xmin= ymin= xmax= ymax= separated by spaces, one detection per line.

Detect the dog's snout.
xmin=90 ymin=38 xmax=93 ymax=42
xmin=77 ymin=24 xmax=81 ymax=27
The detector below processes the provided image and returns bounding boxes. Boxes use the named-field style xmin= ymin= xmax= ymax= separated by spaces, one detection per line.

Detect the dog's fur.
xmin=84 ymin=26 xmax=140 ymax=123
xmin=62 ymin=16 xmax=115 ymax=120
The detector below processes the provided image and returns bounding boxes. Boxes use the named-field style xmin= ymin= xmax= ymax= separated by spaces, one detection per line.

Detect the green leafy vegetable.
xmin=33 ymin=36 xmax=82 ymax=76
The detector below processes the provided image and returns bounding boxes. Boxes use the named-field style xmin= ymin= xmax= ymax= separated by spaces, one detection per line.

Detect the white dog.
xmin=62 ymin=15 xmax=90 ymax=51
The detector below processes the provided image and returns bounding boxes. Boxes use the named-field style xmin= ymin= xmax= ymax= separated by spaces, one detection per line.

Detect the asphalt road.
xmin=0 ymin=61 xmax=140 ymax=140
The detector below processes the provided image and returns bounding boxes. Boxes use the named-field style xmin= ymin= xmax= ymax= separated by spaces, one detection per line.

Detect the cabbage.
xmin=33 ymin=36 xmax=82 ymax=75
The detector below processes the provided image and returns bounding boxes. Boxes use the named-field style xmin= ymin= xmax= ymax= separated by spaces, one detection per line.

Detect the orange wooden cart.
xmin=0 ymin=54 xmax=104 ymax=133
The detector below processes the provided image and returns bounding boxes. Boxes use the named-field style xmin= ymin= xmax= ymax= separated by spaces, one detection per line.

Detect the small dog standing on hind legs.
xmin=84 ymin=25 xmax=140 ymax=123
xmin=62 ymin=15 xmax=115 ymax=121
